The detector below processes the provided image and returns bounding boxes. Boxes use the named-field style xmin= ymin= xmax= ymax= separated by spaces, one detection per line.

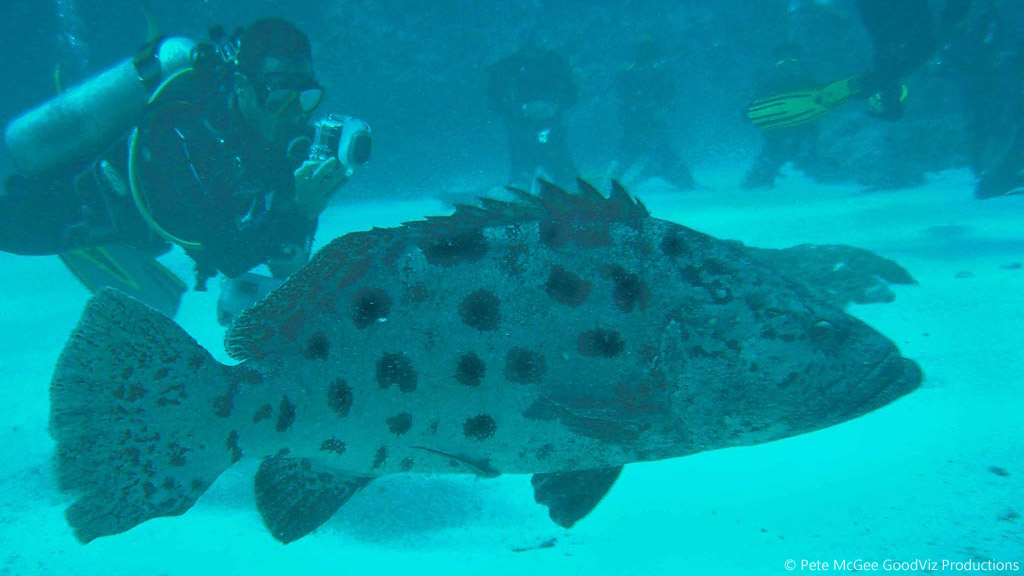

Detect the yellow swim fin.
xmin=60 ymin=244 xmax=187 ymax=317
xmin=746 ymin=75 xmax=863 ymax=130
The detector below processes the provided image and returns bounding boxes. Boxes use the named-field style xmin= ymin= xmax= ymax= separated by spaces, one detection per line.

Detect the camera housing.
xmin=309 ymin=114 xmax=372 ymax=175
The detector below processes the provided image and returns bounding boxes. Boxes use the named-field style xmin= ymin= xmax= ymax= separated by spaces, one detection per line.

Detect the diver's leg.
xmin=647 ymin=130 xmax=695 ymax=190
xmin=742 ymin=134 xmax=787 ymax=189
xmin=536 ymin=121 xmax=577 ymax=189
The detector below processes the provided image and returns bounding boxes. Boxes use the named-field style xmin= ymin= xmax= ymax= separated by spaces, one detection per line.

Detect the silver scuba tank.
xmin=4 ymin=36 xmax=196 ymax=178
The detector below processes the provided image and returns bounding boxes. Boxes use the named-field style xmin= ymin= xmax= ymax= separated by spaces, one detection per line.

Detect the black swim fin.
xmin=60 ymin=244 xmax=186 ymax=317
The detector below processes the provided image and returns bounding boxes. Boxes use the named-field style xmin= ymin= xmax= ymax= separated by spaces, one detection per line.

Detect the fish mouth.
xmin=845 ymin=352 xmax=923 ymax=418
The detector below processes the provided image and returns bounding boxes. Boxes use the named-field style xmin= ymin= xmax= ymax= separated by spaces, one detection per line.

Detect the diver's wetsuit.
xmin=857 ymin=0 xmax=937 ymax=116
xmin=487 ymin=48 xmax=578 ymax=188
xmin=133 ymin=85 xmax=314 ymax=283
xmin=0 ymin=78 xmax=315 ymax=286
xmin=615 ymin=54 xmax=694 ymax=189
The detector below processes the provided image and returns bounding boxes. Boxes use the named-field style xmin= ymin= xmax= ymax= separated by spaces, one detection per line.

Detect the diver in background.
xmin=0 ymin=18 xmax=349 ymax=322
xmin=487 ymin=46 xmax=578 ymax=189
xmin=938 ymin=0 xmax=1024 ymax=198
xmin=742 ymin=43 xmax=820 ymax=189
xmin=612 ymin=39 xmax=694 ymax=190
xmin=747 ymin=0 xmax=937 ymax=129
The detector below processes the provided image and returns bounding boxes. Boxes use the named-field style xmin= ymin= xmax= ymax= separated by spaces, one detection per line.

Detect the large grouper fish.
xmin=50 ymin=180 xmax=921 ymax=544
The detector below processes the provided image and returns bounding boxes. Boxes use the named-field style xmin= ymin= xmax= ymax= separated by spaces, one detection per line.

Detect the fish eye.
xmin=810 ymin=320 xmax=835 ymax=343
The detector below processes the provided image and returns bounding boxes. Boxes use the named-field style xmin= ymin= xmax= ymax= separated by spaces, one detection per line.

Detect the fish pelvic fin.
xmin=50 ymin=289 xmax=238 ymax=543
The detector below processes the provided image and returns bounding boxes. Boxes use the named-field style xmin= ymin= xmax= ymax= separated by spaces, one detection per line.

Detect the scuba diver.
xmin=747 ymin=0 xmax=935 ymax=129
xmin=938 ymin=0 xmax=1024 ymax=198
xmin=612 ymin=38 xmax=694 ymax=190
xmin=487 ymin=45 xmax=579 ymax=189
xmin=1 ymin=18 xmax=370 ymax=323
xmin=742 ymin=43 xmax=821 ymax=189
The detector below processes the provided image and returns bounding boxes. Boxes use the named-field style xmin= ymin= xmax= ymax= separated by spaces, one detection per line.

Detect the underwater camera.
xmin=309 ymin=114 xmax=372 ymax=175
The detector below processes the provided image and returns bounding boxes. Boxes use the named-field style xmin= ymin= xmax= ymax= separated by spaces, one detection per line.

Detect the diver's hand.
xmin=294 ymin=157 xmax=348 ymax=219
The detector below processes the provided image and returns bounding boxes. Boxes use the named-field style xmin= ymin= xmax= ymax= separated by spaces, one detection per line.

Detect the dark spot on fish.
xmin=253 ymin=404 xmax=272 ymax=423
xmin=603 ymin=265 xmax=649 ymax=312
xmin=456 ymin=352 xmax=486 ymax=386
xmin=702 ymin=259 xmax=731 ymax=276
xmin=167 ymin=443 xmax=189 ymax=467
xmin=429 ymin=420 xmax=439 ymax=435
xmin=540 ymin=219 xmax=570 ymax=249
xmin=226 ymin=430 xmax=242 ymax=464
xmin=190 ymin=478 xmax=205 ymax=492
xmin=387 ymin=413 xmax=413 ymax=435
xmin=327 ymin=379 xmax=354 ymax=417
xmin=578 ymin=329 xmax=626 ymax=357
xmin=188 ymin=355 xmax=205 ymax=370
xmin=154 ymin=367 xmax=170 ymax=380
xmin=505 ymin=347 xmax=546 ymax=384
xmin=537 ymin=444 xmax=554 ymax=460
xmin=459 ymin=289 xmax=501 ymax=331
xmin=213 ymin=382 xmax=239 ymax=418
xmin=279 ymin=308 xmax=307 ymax=343
xmin=373 ymin=446 xmax=388 ymax=469
xmin=304 ymin=331 xmax=330 ymax=360
xmin=320 ymin=438 xmax=346 ymax=455
xmin=419 ymin=228 xmax=488 ymax=266
xmin=376 ymin=353 xmax=417 ymax=393
xmin=162 ymin=477 xmax=177 ymax=490
xmin=988 ymin=466 xmax=1011 ymax=477
xmin=545 ymin=266 xmax=591 ymax=307
xmin=113 ymin=383 xmax=147 ymax=403
xmin=400 ymin=458 xmax=415 ymax=472
xmin=679 ymin=265 xmax=704 ymax=287
xmin=660 ymin=231 xmax=689 ymax=257
xmin=143 ymin=482 xmax=156 ymax=497
xmin=276 ymin=396 xmax=296 ymax=432
xmin=463 ymin=414 xmax=497 ymax=440
xmin=778 ymin=372 xmax=800 ymax=389
xmin=156 ymin=384 xmax=186 ymax=407
xmin=352 ymin=287 xmax=392 ymax=329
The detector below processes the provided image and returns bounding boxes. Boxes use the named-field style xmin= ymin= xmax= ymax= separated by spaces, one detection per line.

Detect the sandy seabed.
xmin=0 ymin=167 xmax=1020 ymax=575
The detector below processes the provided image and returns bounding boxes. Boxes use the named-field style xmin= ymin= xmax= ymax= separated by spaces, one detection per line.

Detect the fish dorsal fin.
xmin=254 ymin=456 xmax=372 ymax=544
xmin=531 ymin=466 xmax=623 ymax=528
xmin=224 ymin=180 xmax=651 ymax=360
xmin=225 ymin=229 xmax=389 ymax=360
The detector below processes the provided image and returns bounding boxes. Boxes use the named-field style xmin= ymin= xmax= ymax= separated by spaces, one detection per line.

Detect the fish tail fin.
xmin=50 ymin=289 xmax=237 ymax=542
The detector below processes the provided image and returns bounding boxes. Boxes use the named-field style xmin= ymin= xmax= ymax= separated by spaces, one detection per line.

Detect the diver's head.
xmin=234 ymin=18 xmax=323 ymax=145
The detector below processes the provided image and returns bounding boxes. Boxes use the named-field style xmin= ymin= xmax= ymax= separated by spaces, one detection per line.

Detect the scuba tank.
xmin=3 ymin=36 xmax=196 ymax=178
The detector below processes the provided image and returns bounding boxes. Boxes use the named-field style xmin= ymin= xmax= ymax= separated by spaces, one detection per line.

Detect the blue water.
xmin=1 ymin=2 xmax=1022 ymax=574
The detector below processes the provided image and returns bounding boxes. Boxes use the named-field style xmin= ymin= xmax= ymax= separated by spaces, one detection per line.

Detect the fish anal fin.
xmin=531 ymin=466 xmax=623 ymax=528
xmin=254 ymin=456 xmax=372 ymax=544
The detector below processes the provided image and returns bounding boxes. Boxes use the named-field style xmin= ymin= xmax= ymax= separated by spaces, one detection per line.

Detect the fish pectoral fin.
xmin=412 ymin=446 xmax=500 ymax=478
xmin=254 ymin=456 xmax=372 ymax=544
xmin=531 ymin=466 xmax=623 ymax=529
xmin=749 ymin=244 xmax=916 ymax=307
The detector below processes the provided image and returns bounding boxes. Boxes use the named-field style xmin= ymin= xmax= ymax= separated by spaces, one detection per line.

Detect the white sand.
xmin=0 ymin=167 xmax=1020 ymax=575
